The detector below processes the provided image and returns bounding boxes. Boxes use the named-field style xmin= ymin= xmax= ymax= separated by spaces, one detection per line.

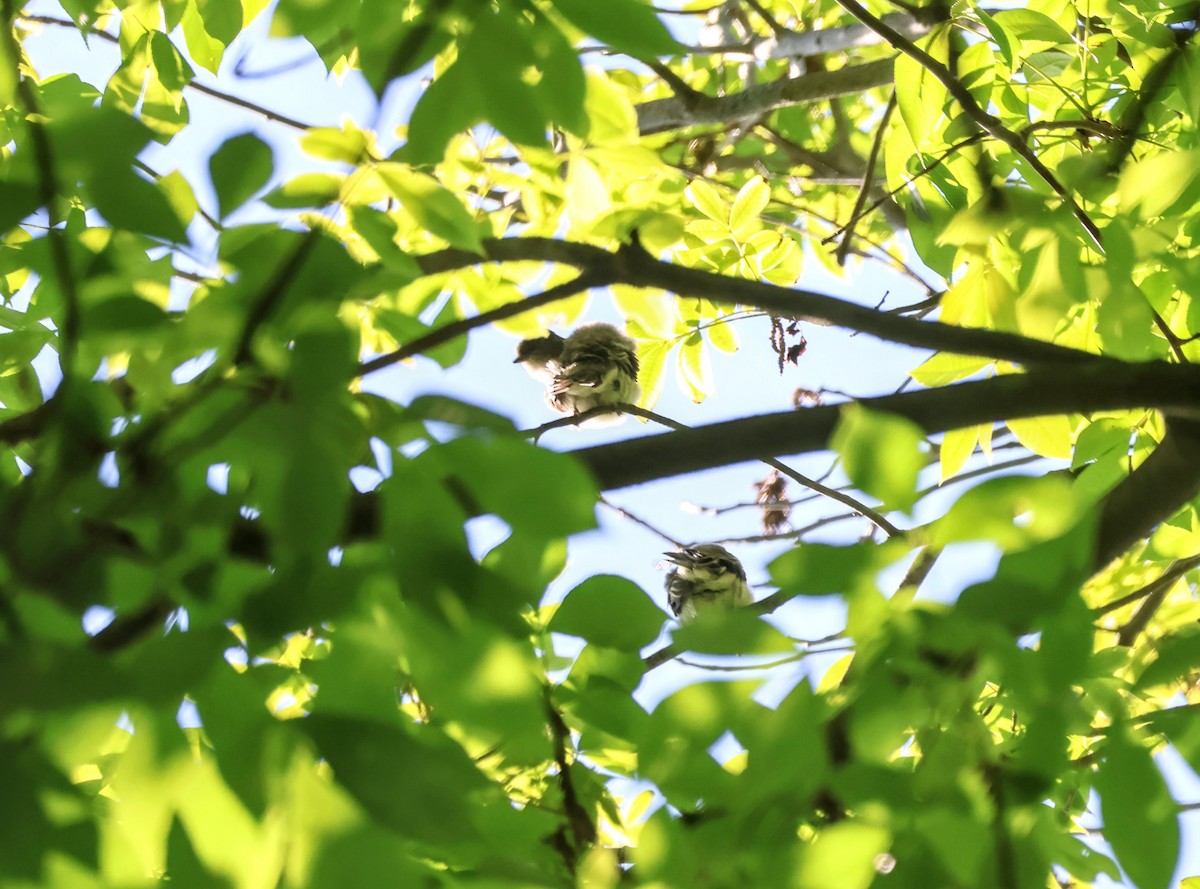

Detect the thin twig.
xmin=233 ymin=229 xmax=324 ymax=364
xmin=1095 ymin=553 xmax=1200 ymax=617
xmin=6 ymin=3 xmax=80 ymax=385
xmin=592 ymin=404 xmax=903 ymax=539
xmin=713 ymin=455 xmax=1042 ymax=544
xmin=358 ymin=271 xmax=609 ymax=378
xmin=1103 ymin=6 xmax=1200 ymax=174
xmin=643 ymin=57 xmax=705 ymax=103
xmin=599 ymin=495 xmax=684 ymax=548
xmin=835 ymin=91 xmax=897 ymax=266
xmin=527 ymin=404 xmax=900 ymax=537
xmin=185 ymin=81 xmax=316 ymax=130
xmin=832 ymin=0 xmax=1103 ymax=248
xmin=740 ymin=0 xmax=788 ymax=37
xmin=18 ymin=14 xmax=316 ymax=130
xmin=543 ymin=686 xmax=596 ymax=873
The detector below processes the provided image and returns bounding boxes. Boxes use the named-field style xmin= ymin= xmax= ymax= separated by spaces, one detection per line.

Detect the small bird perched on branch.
xmin=515 ymin=323 xmax=640 ymax=424
xmin=663 ymin=543 xmax=751 ymax=622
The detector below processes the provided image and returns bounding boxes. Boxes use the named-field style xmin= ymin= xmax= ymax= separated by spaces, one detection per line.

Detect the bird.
xmin=514 ymin=323 xmax=640 ymax=423
xmin=662 ymin=544 xmax=752 ymax=622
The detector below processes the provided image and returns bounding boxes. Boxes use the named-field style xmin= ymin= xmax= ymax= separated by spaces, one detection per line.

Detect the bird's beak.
xmin=512 ymin=356 xmax=523 ymax=364
xmin=662 ymin=551 xmax=685 ymax=565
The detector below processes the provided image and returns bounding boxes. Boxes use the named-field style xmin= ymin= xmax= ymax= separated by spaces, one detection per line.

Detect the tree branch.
xmin=834 ymin=90 xmax=896 ymax=266
xmin=394 ymin=237 xmax=1103 ymax=370
xmin=358 ymin=271 xmax=609 ymax=377
xmin=1096 ymin=418 xmax=1200 ymax=569
xmin=831 ymin=0 xmax=1103 ymax=248
xmin=1113 ymin=554 xmax=1200 ymax=646
xmin=1096 ymin=553 xmax=1200 ymax=617
xmin=543 ymin=686 xmax=596 ymax=873
xmin=17 ymin=15 xmax=316 ymax=130
xmin=6 ymin=4 xmax=80 ymax=382
xmin=636 ymin=57 xmax=894 ymax=134
xmin=572 ymin=361 xmax=1200 ymax=492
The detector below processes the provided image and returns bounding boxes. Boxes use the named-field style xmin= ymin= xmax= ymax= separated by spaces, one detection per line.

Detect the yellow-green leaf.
xmin=686 ymin=180 xmax=728 ymax=225
xmin=677 ymin=335 xmax=714 ymax=402
xmin=832 ymin=404 xmax=925 ymax=513
xmin=940 ymin=425 xmax=979 ymax=482
xmin=728 ymin=176 xmax=768 ymax=236
xmin=1007 ymin=415 xmax=1072 ymax=458
xmin=910 ymin=352 xmax=993 ymax=386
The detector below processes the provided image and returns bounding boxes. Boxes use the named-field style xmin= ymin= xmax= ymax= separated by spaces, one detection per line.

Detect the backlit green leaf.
xmin=209 ymin=132 xmax=274 ymax=218
xmin=549 ymin=575 xmax=665 ymax=651
xmin=831 ymin=404 xmax=925 ymax=512
xmin=1096 ymin=727 xmax=1179 ymax=889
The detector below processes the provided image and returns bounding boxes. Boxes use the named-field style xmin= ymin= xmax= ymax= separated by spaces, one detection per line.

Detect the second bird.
xmin=663 ymin=544 xmax=752 ymax=622
xmin=515 ymin=323 xmax=640 ymax=423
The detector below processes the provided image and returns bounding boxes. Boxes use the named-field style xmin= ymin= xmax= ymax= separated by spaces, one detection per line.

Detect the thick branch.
xmin=572 ymin=361 xmax=1200 ymax=492
xmin=636 ymin=58 xmax=894 ymax=134
xmin=393 ymin=237 xmax=1102 ymax=371
xmin=701 ymin=12 xmax=933 ymax=61
xmin=209 ymin=363 xmax=1200 ymax=593
xmin=1096 ymin=419 xmax=1200 ymax=569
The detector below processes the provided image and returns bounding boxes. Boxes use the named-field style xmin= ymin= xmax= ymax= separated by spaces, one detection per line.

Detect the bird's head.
xmin=662 ymin=543 xmax=746 ymax=582
xmin=514 ymin=332 xmax=566 ymax=371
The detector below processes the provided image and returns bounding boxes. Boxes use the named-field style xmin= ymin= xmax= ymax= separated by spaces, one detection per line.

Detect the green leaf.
xmin=831 ymin=404 xmax=925 ymax=512
xmin=300 ymin=125 xmax=371 ymax=164
xmin=1095 ymin=727 xmax=1180 ymax=889
xmin=404 ymin=61 xmax=480 ymax=164
xmin=671 ymin=607 xmax=794 ymax=656
xmin=677 ymin=334 xmax=714 ymax=402
xmin=769 ymin=541 xmax=904 ymax=597
xmin=84 ymin=295 xmax=169 ymax=336
xmin=728 ymin=176 xmax=768 ymax=236
xmin=140 ymin=72 xmax=190 ymax=142
xmin=159 ymin=168 xmax=199 ymax=226
xmin=149 ymin=31 xmax=194 ymax=92
xmin=635 ymin=339 xmax=671 ymax=409
xmin=939 ymin=425 xmax=978 ymax=481
xmin=90 ymin=169 xmax=189 ymax=241
xmin=1072 ymin=418 xmax=1131 ymax=470
xmin=894 ymin=24 xmax=950 ymax=147
xmin=796 ymin=822 xmax=891 ymax=889
xmin=1007 ymin=414 xmax=1073 ymax=458
xmin=977 ymin=7 xmax=1016 ymax=70
xmin=196 ymin=0 xmax=243 ymax=46
xmin=1120 ymin=150 xmax=1200 ymax=218
xmin=457 ymin=10 xmax=551 ymax=148
xmin=301 ymin=715 xmax=491 ymax=845
xmin=551 ymin=0 xmax=678 ymax=58
xmin=931 ymin=474 xmax=1080 ymax=549
xmin=583 ymin=70 xmax=637 ymax=143
xmin=263 ymin=171 xmax=344 ymax=209
xmin=1135 ymin=626 xmax=1200 ymax=690
xmin=375 ymin=163 xmax=484 ymax=253
xmin=707 ymin=317 xmax=738 ymax=353
xmin=0 ymin=178 xmax=41 ymax=232
xmin=909 ymin=352 xmax=992 ymax=386
xmin=182 ymin=0 xmax=226 ymax=74
xmin=686 ymin=180 xmax=728 ymax=224
xmin=1097 ymin=283 xmax=1164 ymax=361
xmin=549 ymin=575 xmax=665 ymax=651
xmin=209 ymin=132 xmax=274 ymax=218
xmin=992 ymin=8 xmax=1074 ymax=46
xmin=434 ymin=436 xmax=597 ymax=538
